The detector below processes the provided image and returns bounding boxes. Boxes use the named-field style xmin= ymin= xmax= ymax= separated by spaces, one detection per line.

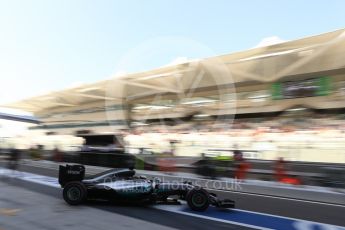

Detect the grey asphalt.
xmin=1 ymin=161 xmax=345 ymax=227
xmin=0 ymin=181 xmax=178 ymax=230
xmin=0 ymin=178 xmax=251 ymax=230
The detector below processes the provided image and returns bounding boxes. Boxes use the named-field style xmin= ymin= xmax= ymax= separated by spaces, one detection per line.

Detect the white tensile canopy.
xmin=3 ymin=29 xmax=345 ymax=115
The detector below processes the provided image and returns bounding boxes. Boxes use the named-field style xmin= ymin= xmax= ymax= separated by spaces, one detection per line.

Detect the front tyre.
xmin=63 ymin=181 xmax=87 ymax=205
xmin=186 ymin=188 xmax=210 ymax=212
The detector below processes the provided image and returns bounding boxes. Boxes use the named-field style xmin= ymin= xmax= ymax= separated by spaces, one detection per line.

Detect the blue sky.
xmin=0 ymin=0 xmax=345 ymax=106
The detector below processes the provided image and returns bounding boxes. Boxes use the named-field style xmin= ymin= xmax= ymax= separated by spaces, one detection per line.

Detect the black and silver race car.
xmin=58 ymin=164 xmax=235 ymax=212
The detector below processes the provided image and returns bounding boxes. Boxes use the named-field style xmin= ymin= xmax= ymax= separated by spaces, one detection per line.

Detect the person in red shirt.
xmin=274 ymin=157 xmax=301 ymax=185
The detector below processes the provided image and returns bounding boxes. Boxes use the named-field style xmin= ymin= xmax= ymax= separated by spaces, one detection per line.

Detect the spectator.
xmin=233 ymin=149 xmax=243 ymax=161
xmin=8 ymin=147 xmax=20 ymax=170
xmin=234 ymin=157 xmax=251 ymax=180
xmin=274 ymin=157 xmax=286 ymax=181
xmin=53 ymin=146 xmax=63 ymax=162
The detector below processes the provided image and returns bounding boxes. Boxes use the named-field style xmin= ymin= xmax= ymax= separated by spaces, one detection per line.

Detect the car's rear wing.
xmin=58 ymin=164 xmax=85 ymax=187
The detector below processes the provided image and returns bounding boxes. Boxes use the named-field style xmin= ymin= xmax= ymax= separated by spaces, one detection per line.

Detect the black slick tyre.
xmin=186 ymin=188 xmax=210 ymax=212
xmin=63 ymin=181 xmax=87 ymax=205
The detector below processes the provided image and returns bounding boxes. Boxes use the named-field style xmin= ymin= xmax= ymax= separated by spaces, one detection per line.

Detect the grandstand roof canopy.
xmin=3 ymin=29 xmax=345 ymax=114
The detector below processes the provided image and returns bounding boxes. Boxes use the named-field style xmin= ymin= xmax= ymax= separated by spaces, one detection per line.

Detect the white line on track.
xmin=208 ymin=188 xmax=345 ymax=208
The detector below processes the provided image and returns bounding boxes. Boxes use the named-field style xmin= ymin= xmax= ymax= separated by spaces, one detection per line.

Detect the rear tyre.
xmin=186 ymin=188 xmax=210 ymax=212
xmin=63 ymin=181 xmax=87 ymax=205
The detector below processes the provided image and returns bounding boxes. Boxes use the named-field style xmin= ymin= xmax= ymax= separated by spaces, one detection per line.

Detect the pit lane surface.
xmin=0 ymin=181 xmax=178 ymax=230
xmin=0 ymin=175 xmax=251 ymax=230
xmin=1 ymin=163 xmax=345 ymax=229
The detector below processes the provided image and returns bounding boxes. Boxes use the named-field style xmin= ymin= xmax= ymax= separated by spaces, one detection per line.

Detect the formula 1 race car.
xmin=58 ymin=164 xmax=235 ymax=212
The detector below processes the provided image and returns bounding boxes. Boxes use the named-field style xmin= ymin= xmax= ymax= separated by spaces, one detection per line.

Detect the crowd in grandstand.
xmin=124 ymin=112 xmax=345 ymax=162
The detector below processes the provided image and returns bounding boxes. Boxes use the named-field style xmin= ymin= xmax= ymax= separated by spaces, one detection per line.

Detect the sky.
xmin=0 ymin=0 xmax=345 ymax=108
